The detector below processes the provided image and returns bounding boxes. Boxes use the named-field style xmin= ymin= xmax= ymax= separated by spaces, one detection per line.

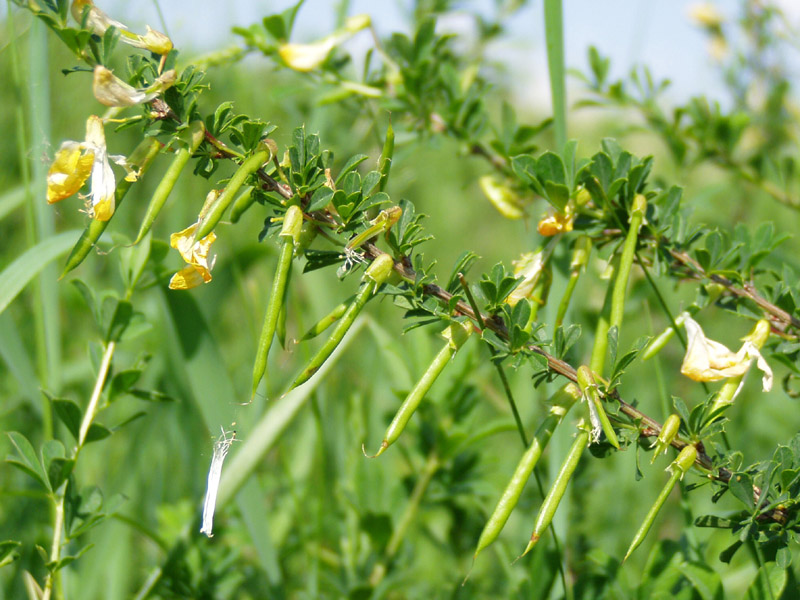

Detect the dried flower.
xmin=680 ymin=314 xmax=772 ymax=396
xmin=93 ymin=65 xmax=175 ymax=107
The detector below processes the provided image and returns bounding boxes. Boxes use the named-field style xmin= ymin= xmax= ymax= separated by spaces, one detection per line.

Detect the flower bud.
xmin=364 ymin=253 xmax=394 ymax=285
xmin=650 ymin=414 xmax=680 ymax=464
xmin=668 ymin=444 xmax=697 ymax=478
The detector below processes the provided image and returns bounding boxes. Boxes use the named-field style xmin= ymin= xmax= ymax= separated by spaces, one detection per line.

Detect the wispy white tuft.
xmin=200 ymin=429 xmax=237 ymax=537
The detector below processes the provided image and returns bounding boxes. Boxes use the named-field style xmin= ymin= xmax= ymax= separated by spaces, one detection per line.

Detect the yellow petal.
xmin=479 ymin=174 xmax=526 ymax=220
xmin=46 ymin=142 xmax=94 ymax=203
xmin=507 ymin=251 xmax=544 ymax=306
xmin=537 ymin=211 xmax=573 ymax=236
xmin=169 ymin=265 xmax=207 ymax=290
xmin=137 ymin=25 xmax=173 ymax=54
xmin=279 ymin=38 xmax=337 ymax=72
xmin=688 ymin=3 xmax=723 ymax=28
xmin=680 ymin=315 xmax=772 ymax=391
xmin=93 ymin=65 xmax=155 ymax=107
xmin=71 ymin=0 xmax=128 ymax=35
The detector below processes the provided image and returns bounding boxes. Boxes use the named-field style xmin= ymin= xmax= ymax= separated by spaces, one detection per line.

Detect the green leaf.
xmin=84 ymin=424 xmax=112 ymax=444
xmin=5 ymin=432 xmax=49 ymax=490
xmin=745 ymin=563 xmax=787 ymax=600
xmin=677 ymin=561 xmax=722 ymax=600
xmin=108 ymin=369 xmax=143 ymax=403
xmin=0 ymin=540 xmax=21 ymax=568
xmin=52 ymin=398 xmax=82 ymax=441
xmin=105 ymin=300 xmax=133 ymax=343
xmin=0 ymin=230 xmax=81 ymax=315
xmin=728 ymin=472 xmax=755 ymax=509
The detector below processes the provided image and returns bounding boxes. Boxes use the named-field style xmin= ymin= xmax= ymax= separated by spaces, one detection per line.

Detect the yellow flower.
xmin=46 ymin=142 xmax=95 ymax=204
xmin=537 ymin=210 xmax=573 ymax=236
xmin=278 ymin=14 xmax=370 ymax=72
xmin=507 ymin=250 xmax=544 ymax=306
xmin=71 ymin=1 xmax=172 ymax=54
xmin=71 ymin=0 xmax=127 ymax=35
xmin=680 ymin=314 xmax=772 ymax=393
xmin=479 ymin=174 xmax=526 ymax=220
xmin=93 ymin=65 xmax=175 ymax=107
xmin=168 ymin=223 xmax=217 ymax=290
xmin=46 ymin=116 xmax=127 ymax=221
xmin=688 ymin=3 xmax=724 ymax=28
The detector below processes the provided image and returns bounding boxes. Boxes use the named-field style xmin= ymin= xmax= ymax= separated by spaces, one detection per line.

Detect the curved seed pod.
xmin=577 ymin=366 xmax=619 ymax=449
xmin=291 ymin=253 xmax=395 ymax=390
xmin=624 ymin=444 xmax=697 ymax=562
xmin=473 ymin=383 xmax=580 ymax=561
xmin=61 ymin=137 xmax=162 ymax=277
xmin=649 ymin=414 xmax=680 ymax=464
xmin=522 ymin=424 xmax=591 ymax=556
xmin=251 ymin=206 xmax=303 ymax=398
xmin=230 ymin=186 xmax=255 ymax=223
xmin=367 ymin=320 xmax=473 ymax=458
xmin=132 ymin=121 xmax=205 ymax=245
xmin=299 ymin=299 xmax=351 ymax=341
xmin=379 ymin=121 xmax=394 ymax=192
xmin=194 ymin=147 xmax=270 ymax=241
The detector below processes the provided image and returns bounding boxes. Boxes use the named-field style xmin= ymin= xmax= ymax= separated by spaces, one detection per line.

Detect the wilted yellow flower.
xmin=479 ymin=174 xmax=526 ymax=219
xmin=537 ymin=210 xmax=573 ymax=236
xmin=688 ymin=3 xmax=724 ymax=28
xmin=278 ymin=14 xmax=370 ymax=72
xmin=93 ymin=65 xmax=175 ymax=107
xmin=168 ymin=223 xmax=217 ymax=290
xmin=71 ymin=0 xmax=127 ymax=35
xmin=680 ymin=314 xmax=772 ymax=393
xmin=133 ymin=25 xmax=173 ymax=55
xmin=71 ymin=1 xmax=173 ymax=54
xmin=507 ymin=250 xmax=544 ymax=306
xmin=46 ymin=115 xmax=128 ymax=220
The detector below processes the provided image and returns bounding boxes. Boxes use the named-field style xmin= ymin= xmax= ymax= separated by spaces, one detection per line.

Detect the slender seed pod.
xmin=194 ymin=147 xmax=270 ymax=241
xmin=367 ymin=320 xmax=473 ymax=458
xmin=522 ymin=424 xmax=591 ymax=556
xmin=555 ymin=235 xmax=591 ymax=328
xmin=291 ymin=253 xmax=395 ymax=390
xmin=230 ymin=186 xmax=255 ymax=223
xmin=624 ymin=444 xmax=697 ymax=562
xmin=61 ymin=137 xmax=162 ymax=277
xmin=299 ymin=299 xmax=351 ymax=341
xmin=649 ymin=414 xmax=681 ymax=464
xmin=132 ymin=121 xmax=205 ymax=245
xmin=609 ymin=194 xmax=646 ymax=333
xmin=576 ymin=366 xmax=619 ymax=449
xmin=251 ymin=205 xmax=303 ymax=398
xmin=473 ymin=384 xmax=580 ymax=561
xmin=379 ymin=121 xmax=394 ymax=192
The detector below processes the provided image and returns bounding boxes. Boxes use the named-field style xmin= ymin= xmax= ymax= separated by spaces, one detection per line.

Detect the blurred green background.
xmin=2 ymin=1 xmax=799 ymax=598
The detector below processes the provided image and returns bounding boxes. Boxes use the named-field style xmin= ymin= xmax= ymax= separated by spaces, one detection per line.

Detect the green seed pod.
xmin=650 ymin=414 xmax=680 ymax=464
xmin=290 ymin=260 xmax=388 ymax=390
xmin=576 ymin=366 xmax=619 ymax=449
xmin=61 ymin=137 xmax=162 ymax=277
xmin=250 ymin=206 xmax=304 ymax=398
xmin=230 ymin=186 xmax=255 ymax=223
xmin=195 ymin=147 xmax=270 ymax=241
xmin=522 ymin=424 xmax=590 ymax=556
xmin=642 ymin=312 xmax=689 ymax=361
xmin=473 ymin=384 xmax=580 ymax=561
xmin=624 ymin=444 xmax=697 ymax=562
xmin=368 ymin=321 xmax=473 ymax=458
xmin=132 ymin=121 xmax=205 ymax=245
xmin=299 ymin=299 xmax=350 ymax=341
xmin=379 ymin=122 xmax=394 ymax=192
